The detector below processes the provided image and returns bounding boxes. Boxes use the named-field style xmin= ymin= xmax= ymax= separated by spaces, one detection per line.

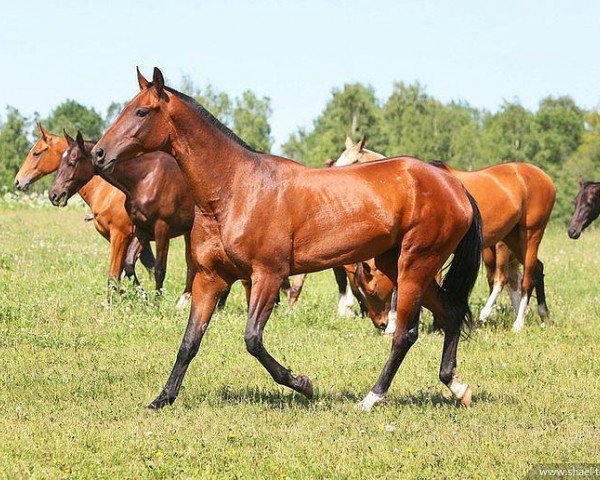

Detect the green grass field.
xmin=0 ymin=202 xmax=598 ymax=479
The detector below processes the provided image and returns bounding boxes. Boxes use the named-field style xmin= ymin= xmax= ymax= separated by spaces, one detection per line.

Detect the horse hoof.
xmin=356 ymin=391 xmax=385 ymax=411
xmin=460 ymin=386 xmax=472 ymax=408
xmin=511 ymin=324 xmax=524 ymax=333
xmin=296 ymin=375 xmax=314 ymax=399
xmin=147 ymin=395 xmax=175 ymax=410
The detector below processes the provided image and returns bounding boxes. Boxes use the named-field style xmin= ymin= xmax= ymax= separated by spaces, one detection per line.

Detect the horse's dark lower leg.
xmin=149 ymin=273 xmax=227 ymax=409
xmin=153 ymin=223 xmax=170 ymax=292
xmin=360 ymin=310 xmax=419 ymax=410
xmin=176 ymin=232 xmax=196 ymax=308
xmin=244 ymin=274 xmax=313 ymax=398
xmin=439 ymin=322 xmax=471 ymax=407
xmin=123 ymin=236 xmax=143 ymax=285
xmin=533 ymin=259 xmax=550 ymax=323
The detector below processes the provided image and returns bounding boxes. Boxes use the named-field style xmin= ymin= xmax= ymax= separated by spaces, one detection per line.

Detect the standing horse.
xmin=568 ymin=180 xmax=600 ymax=239
xmin=92 ymin=67 xmax=482 ymax=411
xmin=48 ymin=131 xmax=196 ymax=305
xmin=15 ymin=124 xmax=153 ymax=287
xmin=334 ymin=139 xmax=555 ymax=332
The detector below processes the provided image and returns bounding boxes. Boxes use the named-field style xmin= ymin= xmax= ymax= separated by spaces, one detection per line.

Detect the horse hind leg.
xmin=176 ymin=232 xmax=195 ymax=309
xmin=334 ymin=266 xmax=355 ymax=317
xmin=244 ymin=272 xmax=313 ymax=398
xmin=533 ymin=259 xmax=551 ymax=325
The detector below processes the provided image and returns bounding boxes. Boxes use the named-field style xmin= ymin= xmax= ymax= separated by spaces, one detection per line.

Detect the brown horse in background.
xmin=334 ymin=139 xmax=555 ymax=332
xmin=48 ymin=131 xmax=196 ymax=305
xmin=15 ymin=124 xmax=154 ymax=287
xmin=568 ymin=180 xmax=600 ymax=239
xmin=92 ymin=67 xmax=483 ymax=411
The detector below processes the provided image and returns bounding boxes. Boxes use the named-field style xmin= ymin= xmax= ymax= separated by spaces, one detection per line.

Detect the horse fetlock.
xmin=147 ymin=391 xmax=176 ymax=410
xmin=448 ymin=375 xmax=472 ymax=408
xmin=357 ymin=391 xmax=386 ymax=412
xmin=294 ymin=375 xmax=314 ymax=399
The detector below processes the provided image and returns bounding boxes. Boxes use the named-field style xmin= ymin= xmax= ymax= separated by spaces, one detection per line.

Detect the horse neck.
xmin=166 ymin=99 xmax=256 ymax=216
xmin=101 ymin=157 xmax=140 ymax=200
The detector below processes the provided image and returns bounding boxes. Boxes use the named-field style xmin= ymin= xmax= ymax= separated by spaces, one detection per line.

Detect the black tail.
xmin=440 ymin=191 xmax=483 ymax=336
xmin=139 ymin=242 xmax=156 ymax=272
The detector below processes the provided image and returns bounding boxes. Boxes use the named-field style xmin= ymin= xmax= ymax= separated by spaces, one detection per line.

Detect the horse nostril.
xmin=95 ymin=147 xmax=105 ymax=163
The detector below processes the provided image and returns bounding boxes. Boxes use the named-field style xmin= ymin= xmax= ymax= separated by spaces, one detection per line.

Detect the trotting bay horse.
xmin=48 ymin=131 xmax=197 ymax=306
xmin=92 ymin=67 xmax=483 ymax=411
xmin=15 ymin=124 xmax=154 ymax=288
xmin=334 ymin=139 xmax=556 ymax=332
xmin=568 ymin=180 xmax=600 ymax=239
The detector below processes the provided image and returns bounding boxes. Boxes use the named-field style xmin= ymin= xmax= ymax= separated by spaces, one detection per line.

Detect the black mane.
xmin=162 ymin=86 xmax=259 ymax=153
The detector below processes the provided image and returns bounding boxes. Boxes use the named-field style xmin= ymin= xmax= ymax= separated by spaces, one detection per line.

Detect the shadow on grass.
xmin=173 ymin=384 xmax=502 ymax=411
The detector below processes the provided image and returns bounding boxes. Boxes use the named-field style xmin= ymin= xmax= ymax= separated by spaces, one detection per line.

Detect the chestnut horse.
xmin=568 ymin=180 xmax=600 ymax=239
xmin=334 ymin=139 xmax=555 ymax=332
xmin=15 ymin=124 xmax=154 ymax=287
xmin=48 ymin=131 xmax=196 ymax=305
xmin=92 ymin=67 xmax=483 ymax=411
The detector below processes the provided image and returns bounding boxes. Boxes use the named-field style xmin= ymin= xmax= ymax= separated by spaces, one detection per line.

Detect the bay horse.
xmin=568 ymin=180 xmax=600 ymax=239
xmin=92 ymin=67 xmax=482 ymax=411
xmin=334 ymin=139 xmax=556 ymax=332
xmin=48 ymin=131 xmax=196 ymax=305
xmin=15 ymin=124 xmax=154 ymax=287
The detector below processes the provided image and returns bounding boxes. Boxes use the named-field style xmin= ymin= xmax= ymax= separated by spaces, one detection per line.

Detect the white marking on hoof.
xmin=337 ymin=286 xmax=355 ymax=317
xmin=479 ymin=283 xmax=503 ymax=321
xmin=357 ymin=391 xmax=385 ymax=411
xmin=449 ymin=376 xmax=472 ymax=408
xmin=175 ymin=292 xmax=191 ymax=309
xmin=384 ymin=317 xmax=396 ymax=335
xmin=511 ymin=293 xmax=528 ymax=332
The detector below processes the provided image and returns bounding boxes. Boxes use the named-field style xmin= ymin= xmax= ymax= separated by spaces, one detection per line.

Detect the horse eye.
xmin=136 ymin=108 xmax=149 ymax=117
xmin=33 ymin=151 xmax=41 ymax=157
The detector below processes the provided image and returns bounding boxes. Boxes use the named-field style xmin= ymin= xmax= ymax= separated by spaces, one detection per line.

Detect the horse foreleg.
xmin=287 ymin=274 xmax=307 ymax=307
xmin=335 ymin=266 xmax=355 ymax=317
xmin=107 ymin=232 xmax=131 ymax=297
xmin=148 ymin=272 xmax=228 ymax=409
xmin=480 ymin=243 xmax=510 ymax=321
xmin=244 ymin=273 xmax=313 ymax=398
xmin=176 ymin=232 xmax=196 ymax=309
xmin=123 ymin=235 xmax=143 ymax=285
xmin=153 ymin=221 xmax=170 ymax=293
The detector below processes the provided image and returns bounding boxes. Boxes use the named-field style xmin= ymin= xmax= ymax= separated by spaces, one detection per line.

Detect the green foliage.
xmin=0 ymin=106 xmax=31 ymax=187
xmin=283 ymin=83 xmax=386 ymax=166
xmin=232 ymin=91 xmax=273 ymax=152
xmin=43 ymin=99 xmax=105 ymax=140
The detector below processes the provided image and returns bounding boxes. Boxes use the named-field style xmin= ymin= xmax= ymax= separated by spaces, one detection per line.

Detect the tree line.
xmin=1 ymin=77 xmax=598 ymax=223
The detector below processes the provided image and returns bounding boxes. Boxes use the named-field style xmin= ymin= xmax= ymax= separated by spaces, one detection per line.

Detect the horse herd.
xmin=12 ymin=67 xmax=599 ymax=411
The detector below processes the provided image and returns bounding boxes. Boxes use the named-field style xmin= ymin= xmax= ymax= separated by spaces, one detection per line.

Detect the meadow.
xmin=0 ymin=200 xmax=598 ymax=479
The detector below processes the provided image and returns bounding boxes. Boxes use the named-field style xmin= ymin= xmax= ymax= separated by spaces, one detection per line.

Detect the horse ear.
xmin=357 ymin=137 xmax=366 ymax=150
xmin=345 ymin=136 xmax=354 ymax=149
xmin=324 ymin=158 xmax=334 ymax=167
xmin=153 ymin=67 xmax=166 ymax=98
xmin=38 ymin=122 xmax=48 ymax=141
xmin=76 ymin=131 xmax=85 ymax=150
xmin=63 ymin=129 xmax=74 ymax=146
xmin=361 ymin=262 xmax=372 ymax=280
xmin=137 ymin=66 xmax=150 ymax=90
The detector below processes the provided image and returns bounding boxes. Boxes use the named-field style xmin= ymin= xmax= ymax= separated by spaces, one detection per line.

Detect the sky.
xmin=1 ymin=0 xmax=599 ymax=153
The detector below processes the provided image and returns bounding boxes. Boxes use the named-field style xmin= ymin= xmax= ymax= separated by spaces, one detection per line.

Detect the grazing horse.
xmin=15 ymin=124 xmax=154 ymax=287
xmin=568 ymin=180 xmax=600 ymax=239
xmin=92 ymin=67 xmax=482 ymax=411
xmin=48 ymin=131 xmax=196 ymax=305
xmin=334 ymin=139 xmax=555 ymax=332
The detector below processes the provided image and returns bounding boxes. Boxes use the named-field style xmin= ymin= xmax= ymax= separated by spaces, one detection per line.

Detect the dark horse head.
xmin=568 ymin=179 xmax=600 ymax=239
xmin=49 ymin=131 xmax=94 ymax=207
